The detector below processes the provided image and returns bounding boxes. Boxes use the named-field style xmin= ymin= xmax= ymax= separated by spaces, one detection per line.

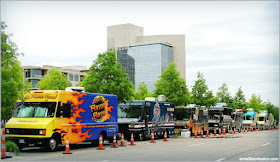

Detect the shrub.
xmin=6 ymin=140 xmax=19 ymax=155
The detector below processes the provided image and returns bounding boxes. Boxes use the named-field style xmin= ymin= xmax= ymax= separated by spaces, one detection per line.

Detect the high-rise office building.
xmin=128 ymin=41 xmax=174 ymax=92
xmin=107 ymin=23 xmax=143 ymax=51
xmin=117 ymin=47 xmax=135 ymax=85
xmin=107 ymin=23 xmax=185 ymax=92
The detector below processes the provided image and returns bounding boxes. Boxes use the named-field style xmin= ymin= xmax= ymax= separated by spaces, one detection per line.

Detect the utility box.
xmin=181 ymin=129 xmax=190 ymax=138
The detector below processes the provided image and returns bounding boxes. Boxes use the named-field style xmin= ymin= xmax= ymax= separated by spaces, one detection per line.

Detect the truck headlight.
xmin=128 ymin=125 xmax=134 ymax=128
xmin=6 ymin=129 xmax=9 ymax=134
xmin=214 ymin=124 xmax=218 ymax=127
xmin=39 ymin=129 xmax=46 ymax=135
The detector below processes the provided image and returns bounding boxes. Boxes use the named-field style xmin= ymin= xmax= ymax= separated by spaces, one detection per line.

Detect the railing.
xmin=29 ymin=75 xmax=44 ymax=79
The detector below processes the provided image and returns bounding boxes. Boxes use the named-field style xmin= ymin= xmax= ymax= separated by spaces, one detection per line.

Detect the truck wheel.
xmin=138 ymin=132 xmax=145 ymax=141
xmin=44 ymin=137 xmax=58 ymax=151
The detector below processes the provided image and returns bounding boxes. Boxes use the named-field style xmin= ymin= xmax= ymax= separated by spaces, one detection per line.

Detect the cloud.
xmin=2 ymin=1 xmax=279 ymax=106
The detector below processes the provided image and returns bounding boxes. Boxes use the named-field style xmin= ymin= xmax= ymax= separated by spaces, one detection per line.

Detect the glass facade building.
xmin=127 ymin=41 xmax=174 ymax=92
xmin=117 ymin=47 xmax=135 ymax=85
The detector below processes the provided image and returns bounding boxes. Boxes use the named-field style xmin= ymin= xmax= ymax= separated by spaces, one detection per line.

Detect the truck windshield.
xmin=209 ymin=111 xmax=220 ymax=120
xmin=258 ymin=117 xmax=264 ymax=121
xmin=175 ymin=109 xmax=192 ymax=120
xmin=118 ymin=105 xmax=143 ymax=118
xmin=245 ymin=115 xmax=252 ymax=120
xmin=13 ymin=102 xmax=56 ymax=118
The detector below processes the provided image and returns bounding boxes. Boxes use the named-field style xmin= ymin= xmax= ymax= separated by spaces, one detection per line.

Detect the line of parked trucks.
xmin=3 ymin=88 xmax=278 ymax=151
xmin=174 ymin=104 xmax=277 ymax=136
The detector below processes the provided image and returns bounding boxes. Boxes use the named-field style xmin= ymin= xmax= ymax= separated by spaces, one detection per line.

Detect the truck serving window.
xmin=175 ymin=109 xmax=192 ymax=121
xmin=118 ymin=105 xmax=143 ymax=118
xmin=209 ymin=110 xmax=220 ymax=120
xmin=13 ymin=102 xmax=56 ymax=118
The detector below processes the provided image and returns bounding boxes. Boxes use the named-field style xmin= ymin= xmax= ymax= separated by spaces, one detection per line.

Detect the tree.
xmin=216 ymin=82 xmax=233 ymax=107
xmin=81 ymin=50 xmax=134 ymax=103
xmin=246 ymin=93 xmax=265 ymax=113
xmin=1 ymin=22 xmax=29 ymax=120
xmin=263 ymin=100 xmax=279 ymax=121
xmin=273 ymin=106 xmax=279 ymax=121
xmin=135 ymin=82 xmax=154 ymax=100
xmin=263 ymin=100 xmax=275 ymax=114
xmin=154 ymin=63 xmax=190 ymax=106
xmin=37 ymin=68 xmax=71 ymax=90
xmin=232 ymin=87 xmax=246 ymax=110
xmin=191 ymin=72 xmax=218 ymax=107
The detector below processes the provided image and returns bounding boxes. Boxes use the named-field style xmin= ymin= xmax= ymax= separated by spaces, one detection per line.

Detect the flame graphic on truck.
xmin=90 ymin=96 xmax=115 ymax=123
xmin=60 ymin=92 xmax=94 ymax=144
xmin=56 ymin=92 xmax=115 ymax=144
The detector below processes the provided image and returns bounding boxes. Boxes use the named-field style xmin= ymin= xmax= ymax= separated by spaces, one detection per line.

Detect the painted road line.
xmin=189 ymin=143 xmax=205 ymax=147
xmin=261 ymin=143 xmax=271 ymax=147
xmin=216 ymin=158 xmax=226 ymax=161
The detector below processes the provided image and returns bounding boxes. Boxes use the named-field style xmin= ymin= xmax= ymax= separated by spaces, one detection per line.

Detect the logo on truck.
xmin=90 ymin=95 xmax=114 ymax=123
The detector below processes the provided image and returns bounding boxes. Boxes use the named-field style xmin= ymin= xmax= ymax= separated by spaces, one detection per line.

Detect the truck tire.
xmin=44 ymin=136 xmax=58 ymax=151
xmin=138 ymin=132 xmax=145 ymax=141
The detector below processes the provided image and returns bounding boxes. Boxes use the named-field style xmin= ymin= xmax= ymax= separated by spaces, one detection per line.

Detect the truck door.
xmin=144 ymin=103 xmax=150 ymax=137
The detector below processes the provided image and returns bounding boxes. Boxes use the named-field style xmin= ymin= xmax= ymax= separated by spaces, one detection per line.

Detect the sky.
xmin=1 ymin=1 xmax=279 ymax=106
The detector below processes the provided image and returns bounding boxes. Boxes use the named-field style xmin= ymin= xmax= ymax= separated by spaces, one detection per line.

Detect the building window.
xmin=74 ymin=74 xmax=79 ymax=81
xmin=29 ymin=80 xmax=40 ymax=88
xmin=69 ymin=73 xmax=74 ymax=81
xmin=25 ymin=69 xmax=31 ymax=78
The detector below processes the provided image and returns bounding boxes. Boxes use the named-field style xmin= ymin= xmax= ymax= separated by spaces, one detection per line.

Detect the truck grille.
xmin=6 ymin=128 xmax=40 ymax=135
xmin=209 ymin=123 xmax=218 ymax=127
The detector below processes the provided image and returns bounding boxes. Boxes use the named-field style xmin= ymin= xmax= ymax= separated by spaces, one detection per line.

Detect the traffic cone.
xmin=111 ymin=134 xmax=118 ymax=148
xmin=234 ymin=128 xmax=236 ymax=134
xmin=97 ymin=135 xmax=105 ymax=150
xmin=63 ymin=137 xmax=72 ymax=154
xmin=247 ymin=127 xmax=249 ymax=132
xmin=230 ymin=129 xmax=233 ymax=134
xmin=200 ymin=128 xmax=203 ymax=138
xmin=243 ymin=127 xmax=245 ymax=132
xmin=214 ymin=128 xmax=216 ymax=136
xmin=239 ymin=128 xmax=241 ymax=133
xmin=223 ymin=128 xmax=226 ymax=135
xmin=1 ymin=126 xmax=12 ymax=159
xmin=219 ymin=128 xmax=221 ymax=135
xmin=163 ymin=130 xmax=168 ymax=141
xmin=129 ymin=133 xmax=136 ymax=146
xmin=119 ymin=133 xmax=126 ymax=147
xmin=251 ymin=126 xmax=253 ymax=132
xmin=195 ymin=129 xmax=197 ymax=138
xmin=206 ymin=129 xmax=209 ymax=138
xmin=150 ymin=131 xmax=156 ymax=143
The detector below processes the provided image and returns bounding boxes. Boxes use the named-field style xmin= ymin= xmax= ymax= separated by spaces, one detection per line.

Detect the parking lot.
xmin=2 ymin=129 xmax=279 ymax=161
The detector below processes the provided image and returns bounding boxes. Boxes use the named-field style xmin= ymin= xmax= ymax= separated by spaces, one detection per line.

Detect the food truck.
xmin=231 ymin=109 xmax=244 ymax=131
xmin=118 ymin=96 xmax=175 ymax=141
xmin=174 ymin=104 xmax=208 ymax=135
xmin=257 ymin=110 xmax=270 ymax=129
xmin=208 ymin=103 xmax=233 ymax=133
xmin=5 ymin=89 xmax=118 ymax=151
xmin=243 ymin=108 xmax=258 ymax=130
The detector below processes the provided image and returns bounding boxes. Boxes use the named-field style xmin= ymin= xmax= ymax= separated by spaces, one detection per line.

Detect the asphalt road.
xmin=3 ymin=129 xmax=279 ymax=161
